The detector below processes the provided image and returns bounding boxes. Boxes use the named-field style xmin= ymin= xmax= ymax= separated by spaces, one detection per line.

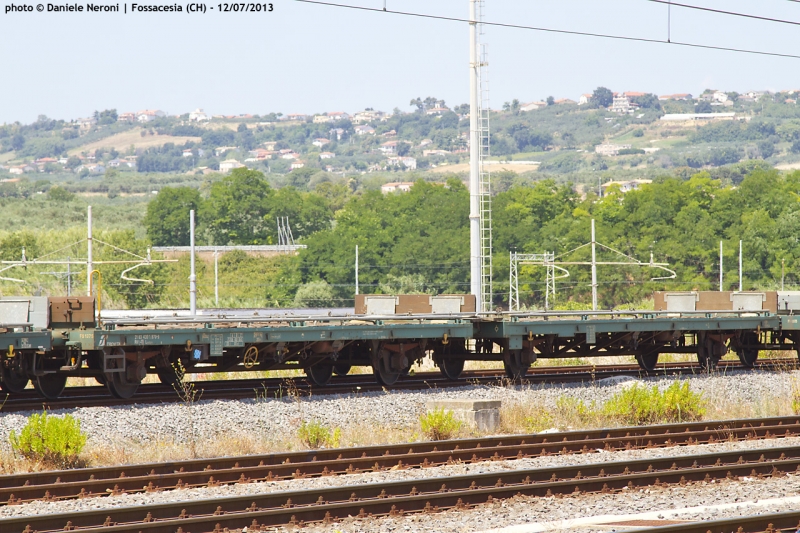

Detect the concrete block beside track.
xmin=425 ymin=399 xmax=501 ymax=432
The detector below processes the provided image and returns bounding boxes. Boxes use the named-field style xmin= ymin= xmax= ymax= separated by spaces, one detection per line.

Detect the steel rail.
xmin=5 ymin=445 xmax=800 ymax=532
xmin=624 ymin=510 xmax=800 ymax=533
xmin=2 ymin=359 xmax=792 ymax=413
xmin=2 ymin=415 xmax=798 ymax=504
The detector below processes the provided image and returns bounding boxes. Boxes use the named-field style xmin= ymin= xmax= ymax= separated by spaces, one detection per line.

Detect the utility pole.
xmin=719 ymin=241 xmax=723 ymax=291
xmin=189 ymin=209 xmax=197 ymax=315
xmin=355 ymin=245 xmax=359 ymax=296
xmin=214 ymin=248 xmax=219 ymax=307
xmin=87 ymin=206 xmax=93 ymax=296
xmin=739 ymin=239 xmax=743 ymax=292
xmin=782 ymin=258 xmax=785 ymax=291
xmin=468 ymin=0 xmax=481 ymax=312
xmin=592 ymin=219 xmax=597 ymax=311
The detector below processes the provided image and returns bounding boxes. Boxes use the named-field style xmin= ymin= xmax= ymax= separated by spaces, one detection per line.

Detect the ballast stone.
xmin=426 ymin=399 xmax=501 ymax=432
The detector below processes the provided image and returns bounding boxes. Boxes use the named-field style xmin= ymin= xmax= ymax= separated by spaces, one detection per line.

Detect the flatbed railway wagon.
xmin=4 ymin=291 xmax=800 ymax=400
xmin=0 ymin=296 xmax=475 ymax=400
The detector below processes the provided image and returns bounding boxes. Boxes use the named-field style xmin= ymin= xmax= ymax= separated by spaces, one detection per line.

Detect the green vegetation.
xmin=603 ymin=381 xmax=705 ymax=424
xmin=420 ymin=408 xmax=463 ymax=440
xmin=9 ymin=411 xmax=87 ymax=468
xmin=297 ymin=420 xmax=341 ymax=449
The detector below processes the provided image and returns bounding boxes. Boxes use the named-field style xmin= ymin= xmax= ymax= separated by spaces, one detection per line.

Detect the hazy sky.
xmin=1 ymin=0 xmax=799 ymax=124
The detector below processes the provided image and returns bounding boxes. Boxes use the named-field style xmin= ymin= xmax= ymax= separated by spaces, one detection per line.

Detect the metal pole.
xmin=67 ymin=257 xmax=71 ymax=297
xmin=355 ymin=245 xmax=359 ymax=296
xmin=739 ymin=239 xmax=743 ymax=292
xmin=189 ymin=209 xmax=197 ymax=314
xmin=591 ymin=219 xmax=598 ymax=311
xmin=468 ymin=0 xmax=481 ymax=312
xmin=87 ymin=206 xmax=92 ymax=296
xmin=214 ymin=248 xmax=219 ymax=307
xmin=719 ymin=241 xmax=723 ymax=291
xmin=782 ymin=259 xmax=785 ymax=291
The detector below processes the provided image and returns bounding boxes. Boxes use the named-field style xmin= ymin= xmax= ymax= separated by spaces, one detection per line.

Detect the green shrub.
xmin=603 ymin=381 xmax=705 ymax=425
xmin=420 ymin=407 xmax=463 ymax=440
xmin=298 ymin=420 xmax=341 ymax=449
xmin=554 ymin=396 xmax=600 ymax=426
xmin=9 ymin=411 xmax=87 ymax=468
xmin=522 ymin=408 xmax=554 ymax=433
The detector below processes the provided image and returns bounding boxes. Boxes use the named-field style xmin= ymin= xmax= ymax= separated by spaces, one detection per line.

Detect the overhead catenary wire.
xmin=294 ymin=0 xmax=800 ymax=60
xmin=647 ymin=0 xmax=800 ymax=27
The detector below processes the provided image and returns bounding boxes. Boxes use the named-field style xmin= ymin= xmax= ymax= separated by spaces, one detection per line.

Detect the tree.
xmin=202 ymin=168 xmax=274 ymax=245
xmin=397 ymin=142 xmax=411 ymax=156
xmin=546 ymin=96 xmax=555 ymax=106
xmin=143 ymin=187 xmax=202 ymax=246
xmin=293 ymin=280 xmax=337 ymax=307
xmin=695 ymin=101 xmax=713 ymax=113
xmin=10 ymin=134 xmax=24 ymax=151
xmin=410 ymin=97 xmax=423 ymax=112
xmin=65 ymin=156 xmax=82 ymax=170
xmin=47 ymin=187 xmax=74 ymax=202
xmin=631 ymin=93 xmax=661 ymax=110
xmin=591 ymin=87 xmax=614 ymax=108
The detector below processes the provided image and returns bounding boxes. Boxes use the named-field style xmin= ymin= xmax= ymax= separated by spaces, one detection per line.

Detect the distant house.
xmin=285 ymin=113 xmax=308 ymax=122
xmin=263 ymin=141 xmax=278 ymax=150
xmin=313 ymin=115 xmax=331 ymax=124
xmin=578 ymin=94 xmax=592 ymax=105
xmin=602 ymin=179 xmax=652 ymax=195
xmin=353 ymin=110 xmax=386 ymax=123
xmin=108 ymin=159 xmax=123 ymax=167
xmin=400 ymin=157 xmax=416 ymax=170
xmin=380 ymin=141 xmax=398 ymax=154
xmin=290 ymin=161 xmax=305 ymax=170
xmin=381 ymin=182 xmax=415 ymax=194
xmin=215 ymin=146 xmax=238 ymax=157
xmin=319 ymin=152 xmax=335 ymax=160
xmin=189 ymin=108 xmax=209 ymax=121
xmin=381 ymin=129 xmax=397 ymax=137
xmin=419 ymin=139 xmax=433 ymax=147
xmin=219 ymin=159 xmax=244 ymax=173
xmin=329 ymin=127 xmax=345 ymax=140
xmin=118 ymin=112 xmax=137 ymax=122
xmin=76 ymin=117 xmax=97 ymax=129
xmin=8 ymin=167 xmax=24 ymax=175
xmin=426 ymin=107 xmax=450 ymax=116
xmin=610 ymin=93 xmax=640 ymax=114
xmin=354 ymin=125 xmax=375 ymax=135
xmin=520 ymin=101 xmax=547 ymax=112
xmin=281 ymin=152 xmax=299 ymax=160
xmin=595 ymin=144 xmax=632 ymax=156
xmin=423 ymin=149 xmax=450 ymax=157
xmin=327 ymin=111 xmax=349 ymax=121
xmin=312 ymin=138 xmax=330 ymax=148
xmin=182 ymin=149 xmax=193 ymax=158
xmin=658 ymin=93 xmax=692 ymax=101
xmin=137 ymin=109 xmax=166 ymax=123
xmin=554 ymin=98 xmax=576 ymax=105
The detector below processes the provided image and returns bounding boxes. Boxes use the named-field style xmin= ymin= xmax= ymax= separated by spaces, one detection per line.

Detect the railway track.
xmin=4 ymin=436 xmax=800 ymax=532
xmin=626 ymin=511 xmax=800 ymax=533
xmin=1 ymin=415 xmax=798 ymax=505
xmin=2 ymin=358 xmax=794 ymax=413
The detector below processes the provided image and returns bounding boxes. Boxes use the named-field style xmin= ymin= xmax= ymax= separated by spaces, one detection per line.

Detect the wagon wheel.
xmin=635 ymin=349 xmax=660 ymax=372
xmin=306 ymin=361 xmax=334 ymax=386
xmin=503 ymin=349 xmax=530 ymax=381
xmin=105 ymin=372 xmax=141 ymax=399
xmin=439 ymin=358 xmax=465 ymax=380
xmin=373 ymin=356 xmax=402 ymax=386
xmin=154 ymin=347 xmax=180 ymax=388
xmin=333 ymin=363 xmax=351 ymax=376
xmin=737 ymin=332 xmax=759 ymax=368
xmin=103 ymin=348 xmax=141 ymax=399
xmin=33 ymin=374 xmax=68 ymax=400
xmin=0 ymin=360 xmax=29 ymax=393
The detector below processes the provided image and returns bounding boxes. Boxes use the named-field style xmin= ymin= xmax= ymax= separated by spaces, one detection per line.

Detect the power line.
xmin=294 ymin=0 xmax=800 ymax=60
xmin=647 ymin=0 xmax=800 ymax=27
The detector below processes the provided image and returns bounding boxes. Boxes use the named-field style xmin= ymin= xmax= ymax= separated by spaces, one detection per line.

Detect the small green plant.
xmin=603 ymin=381 xmax=705 ymax=425
xmin=420 ymin=407 xmax=463 ymax=441
xmin=791 ymin=379 xmax=800 ymax=415
xmin=554 ymin=396 xmax=600 ymax=426
xmin=9 ymin=411 xmax=87 ymax=468
xmin=298 ymin=420 xmax=341 ymax=449
xmin=522 ymin=408 xmax=554 ymax=433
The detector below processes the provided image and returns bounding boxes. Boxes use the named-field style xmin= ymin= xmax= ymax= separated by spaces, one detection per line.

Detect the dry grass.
xmin=67 ymin=129 xmax=201 ymax=156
